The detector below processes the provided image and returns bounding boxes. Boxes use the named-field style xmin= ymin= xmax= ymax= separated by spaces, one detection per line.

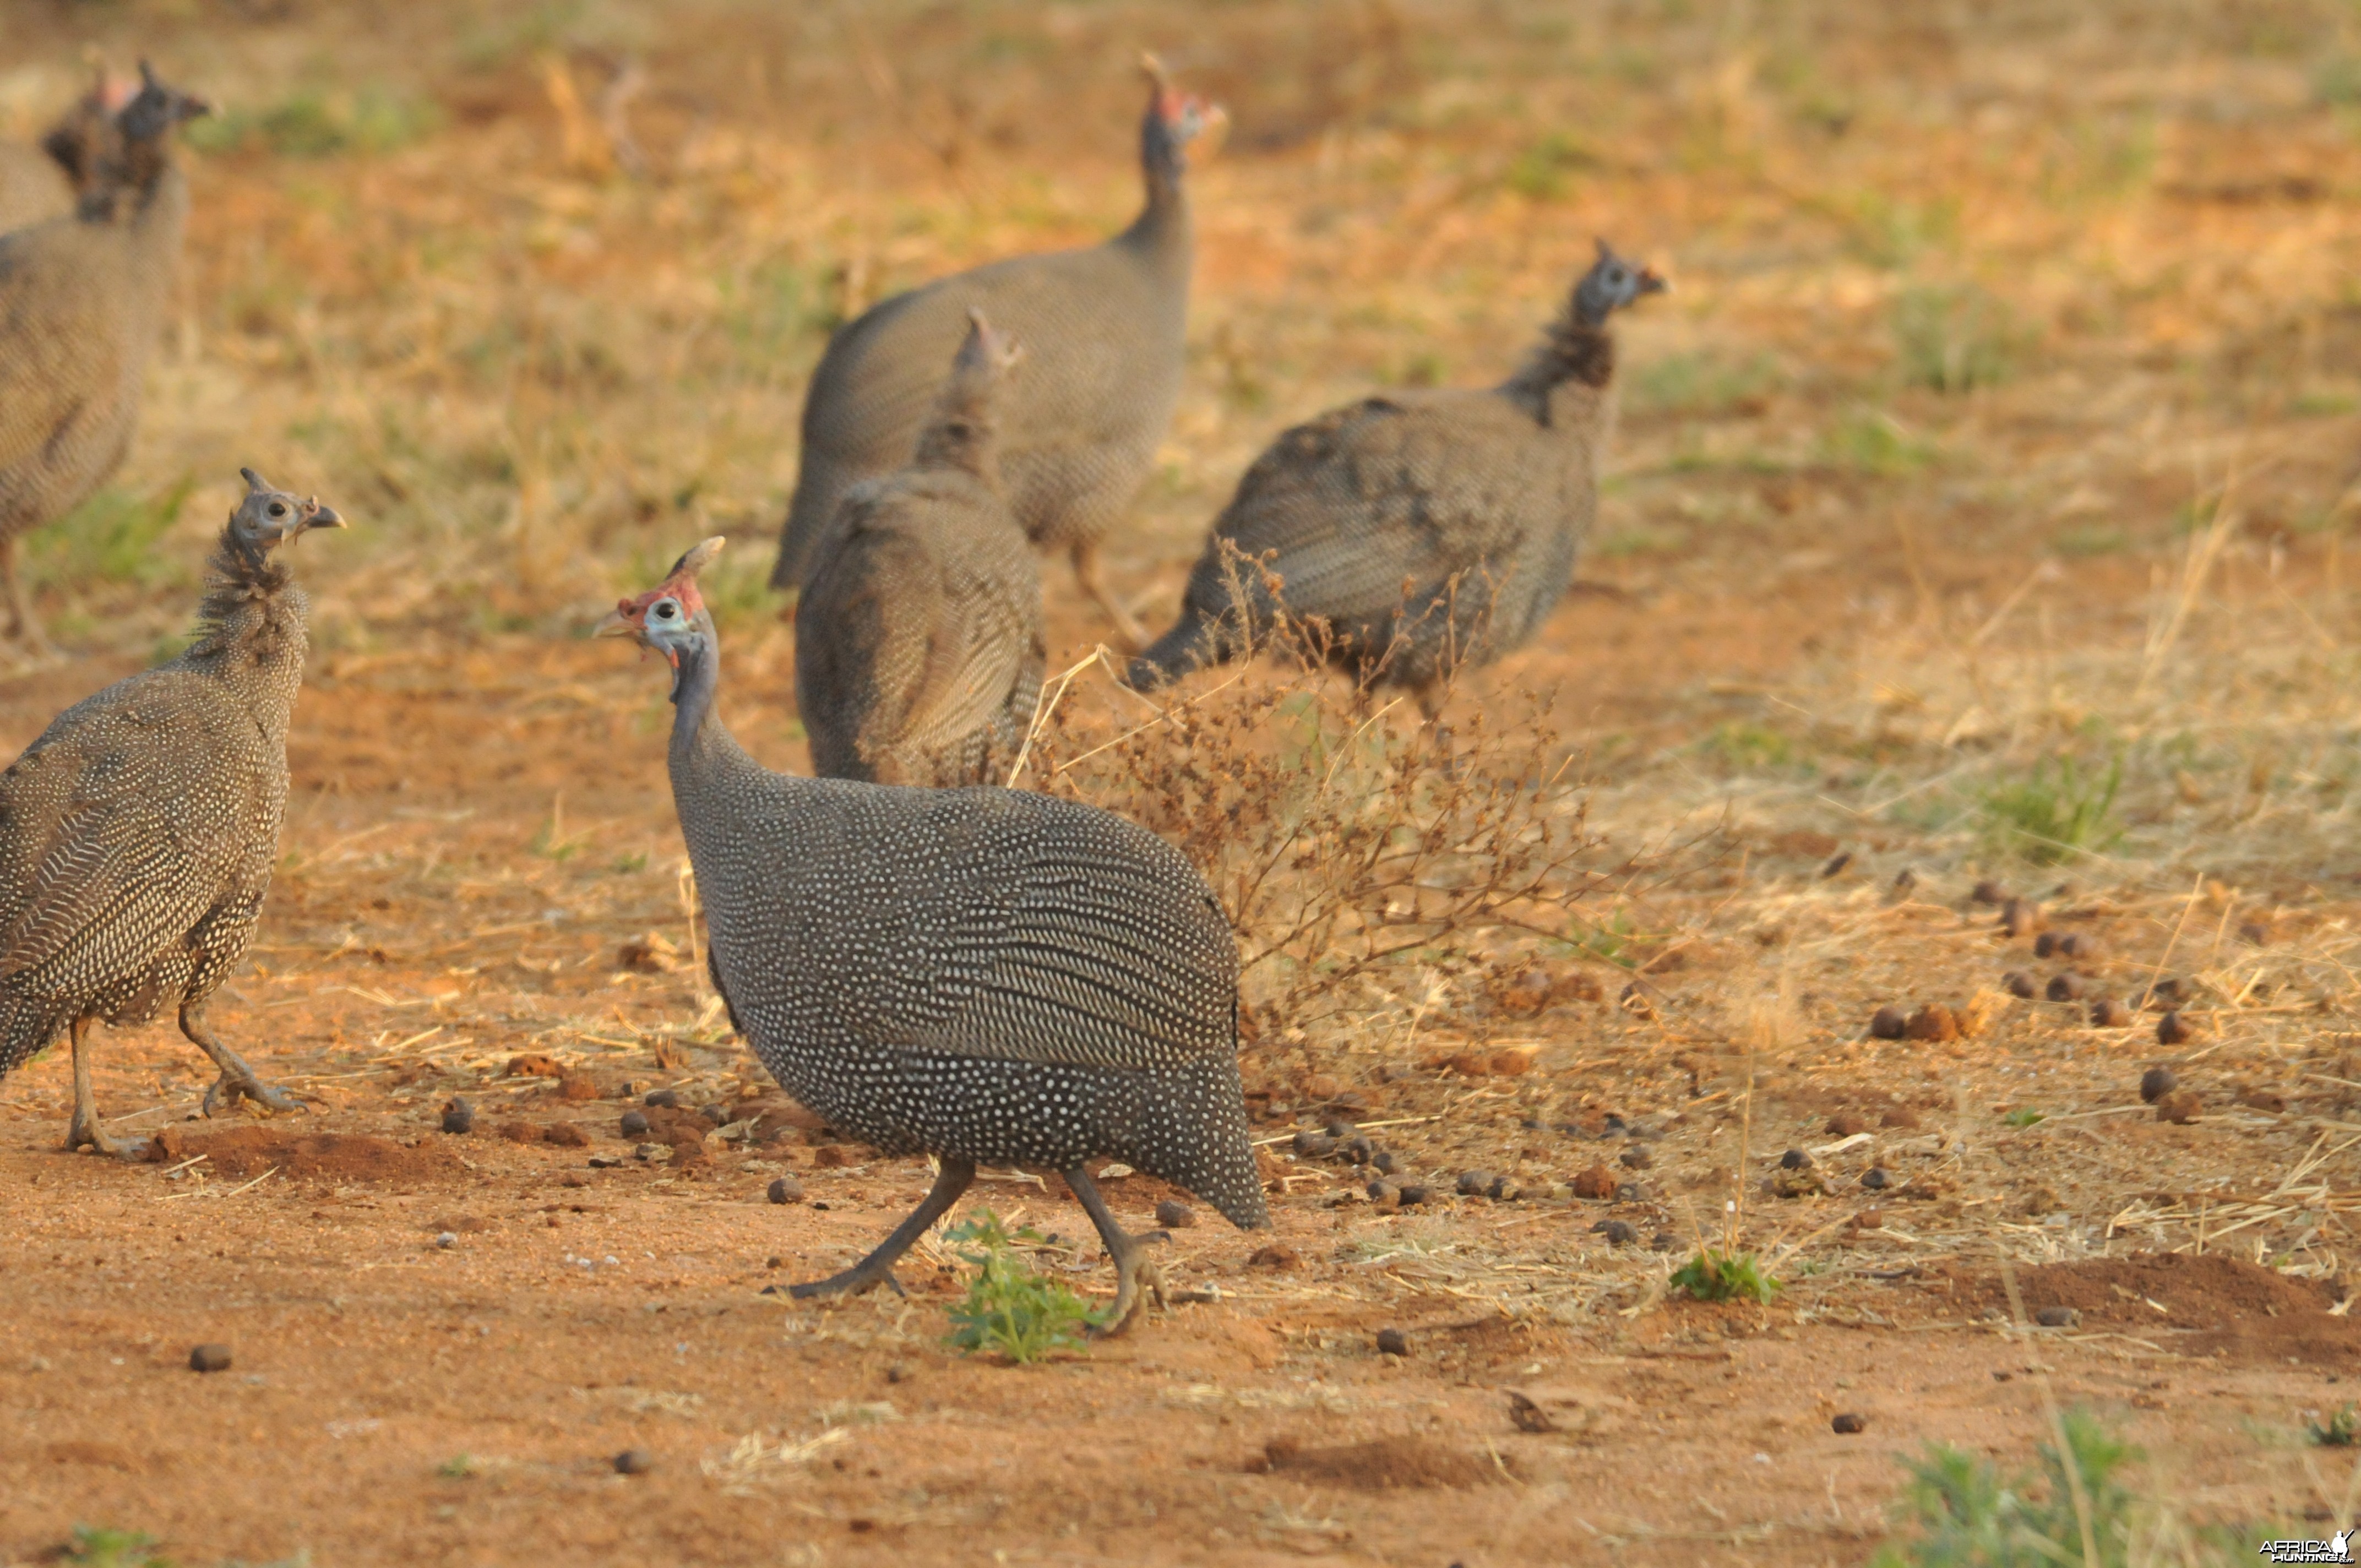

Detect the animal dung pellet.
xmin=2034 ymin=932 xmax=2062 ymax=959
xmin=619 ymin=1109 xmax=650 ymax=1138
xmin=2155 ymin=1090 xmax=2202 ymax=1124
xmin=440 ymin=1098 xmax=474 ymax=1135
xmin=1487 ymin=1176 xmax=1522 ymax=1202
xmin=1971 ymin=880 xmax=2008 ymax=906
xmin=2057 ymin=931 xmax=2098 ymax=960
xmin=1155 ymin=1199 xmax=1196 ymax=1229
xmin=2239 ymin=921 xmax=2270 ymax=946
xmin=643 ymin=1088 xmax=680 ymax=1109
xmin=2090 ymin=997 xmax=2131 ymax=1027
xmin=1293 ymin=1130 xmax=1336 ymax=1158
xmin=1831 ymin=1413 xmax=1867 ymax=1434
xmin=700 ymin=1104 xmax=727 ymax=1125
xmin=1649 ymin=1231 xmax=1680 ymax=1251
xmin=1455 ymin=1170 xmax=1493 ymax=1196
xmin=1395 ymin=1183 xmax=1432 ymax=1206
xmin=1342 ymin=1136 xmax=1373 ymax=1164
xmin=1869 ymin=1006 xmax=1907 ymax=1040
xmin=1322 ymin=1119 xmax=1353 ymax=1139
xmin=188 ymin=1343 xmax=231 ymax=1374
xmin=1778 ymin=1148 xmax=1810 ymax=1170
xmin=1366 ymin=1179 xmax=1399 ymax=1204
xmin=1821 ymin=850 xmax=1851 ymax=878
xmin=1591 ymin=1218 xmax=1637 ymax=1245
xmin=1860 ymin=1168 xmax=1890 ymax=1190
xmin=1618 ymin=1147 xmax=1650 ymax=1169
xmin=505 ymin=1054 xmax=564 ymax=1078
xmin=613 ymin=1449 xmax=656 ymax=1476
xmin=766 ymin=1176 xmax=805 ymax=1205
xmin=2142 ymin=976 xmax=2186 ymax=1009
xmin=2046 ymin=973 xmax=2084 ymax=1001
xmin=1375 ymin=1328 xmax=1409 ymax=1357
xmin=1248 ymin=1244 xmax=1299 ymax=1270
xmin=2158 ymin=1011 xmax=2195 ymax=1045
xmin=1370 ymin=1150 xmax=1399 ymax=1175
xmin=1825 ymin=1112 xmax=1869 ymax=1136
xmin=2001 ymin=898 xmax=2040 ymax=937
xmin=1568 ymin=1164 xmax=1617 ymax=1200
xmin=2003 ymin=971 xmax=2037 ymax=999
xmin=1904 ymin=1004 xmax=1959 ymax=1042
xmin=2034 ymin=1306 xmax=2080 ymax=1329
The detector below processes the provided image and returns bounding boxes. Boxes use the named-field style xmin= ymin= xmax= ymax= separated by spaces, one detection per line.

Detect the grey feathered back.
xmin=0 ymin=472 xmax=334 ymax=1082
xmin=630 ymin=546 xmax=1266 ymax=1229
xmin=770 ymin=69 xmax=1211 ymax=592
xmin=796 ymin=312 xmax=1046 ymax=787
xmin=0 ymin=64 xmax=208 ymax=646
xmin=1130 ymin=242 xmax=1664 ymax=696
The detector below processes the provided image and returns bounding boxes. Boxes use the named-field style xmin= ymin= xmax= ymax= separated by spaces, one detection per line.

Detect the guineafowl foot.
xmin=63 ymin=1017 xmax=143 ymax=1157
xmin=182 ymin=1001 xmax=304 ymax=1119
xmin=1063 ymin=1164 xmax=1169 ymax=1337
xmin=775 ymin=1156 xmax=976 ymax=1304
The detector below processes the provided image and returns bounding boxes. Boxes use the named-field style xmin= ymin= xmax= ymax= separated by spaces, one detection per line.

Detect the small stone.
xmin=1455 ymin=1170 xmax=1493 ymax=1197
xmin=1248 ymin=1244 xmax=1299 ymax=1270
xmin=1155 ymin=1199 xmax=1196 ymax=1229
xmin=2001 ymin=898 xmax=2040 ymax=937
xmin=1615 ymin=1182 xmax=1644 ymax=1202
xmin=2158 ymin=1011 xmax=2195 ymax=1046
xmin=1396 ymin=1183 xmax=1432 ymax=1206
xmin=2034 ymin=1305 xmax=2080 ymax=1329
xmin=885 ymin=1364 xmax=910 ymax=1384
xmin=497 ymin=1120 xmax=538 ymax=1144
xmin=1869 ymin=1005 xmax=1907 ymax=1040
xmin=1825 ymin=1112 xmax=1869 ymax=1136
xmin=543 ymin=1123 xmax=589 ymax=1148
xmin=1821 ymin=850 xmax=1852 ymax=878
xmin=1618 ymin=1147 xmax=1651 ymax=1169
xmin=2034 ymin=932 xmax=2062 ymax=959
xmin=1852 ymin=1209 xmax=1883 ymax=1229
xmin=1905 ymin=1004 xmax=1960 ymax=1042
xmin=440 ymin=1099 xmax=474 ymax=1135
xmin=1592 ymin=1219 xmax=1637 ymax=1245
xmin=1293 ymin=1130 xmax=1336 ymax=1158
xmin=586 ymin=1156 xmax=623 ymax=1169
xmin=434 ymin=1231 xmax=458 ymax=1249
xmin=188 ymin=1343 xmax=231 ymax=1373
xmin=2155 ymin=1090 xmax=2203 ymax=1125
xmin=1881 ymin=1106 xmax=1922 ymax=1130
xmin=1832 ymin=1412 xmax=1868 ymax=1434
xmin=1861 ymin=1168 xmax=1890 ymax=1190
xmin=1892 ymin=868 xmax=1917 ymax=893
xmin=1568 ymin=1163 xmax=1618 ymax=1200
xmin=2046 ymin=973 xmax=2084 ymax=1001
xmin=1971 ymin=880 xmax=2008 ymax=906
xmin=619 ymin=1109 xmax=650 ymax=1137
xmin=614 ymin=1448 xmax=655 ymax=1476
xmin=2003 ymin=971 xmax=2037 ymax=999
xmin=2239 ymin=921 xmax=2270 ymax=946
xmin=2091 ymin=997 xmax=2131 ymax=1027
xmin=1375 ymin=1327 xmax=1410 ymax=1357
xmin=766 ymin=1176 xmax=805 ymax=1205
xmin=644 ymin=1088 xmax=680 ymax=1108
xmin=1779 ymin=1148 xmax=1810 ymax=1170
xmin=1370 ymin=1150 xmax=1399 ymax=1175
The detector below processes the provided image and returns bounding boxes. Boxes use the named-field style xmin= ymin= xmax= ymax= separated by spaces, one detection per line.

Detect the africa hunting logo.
xmin=2260 ymin=1531 xmax=2353 ymax=1563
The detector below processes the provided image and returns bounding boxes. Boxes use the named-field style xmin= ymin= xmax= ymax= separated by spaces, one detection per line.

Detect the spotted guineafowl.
xmin=0 ymin=72 xmax=133 ymax=235
xmin=603 ymin=538 xmax=1266 ymax=1331
xmin=796 ymin=310 xmax=1045 ymax=787
xmin=0 ymin=469 xmax=344 ymax=1154
xmin=0 ymin=62 xmax=209 ymax=651
xmin=1130 ymin=241 xmax=1666 ymax=712
xmin=772 ymin=57 xmax=1222 ymax=649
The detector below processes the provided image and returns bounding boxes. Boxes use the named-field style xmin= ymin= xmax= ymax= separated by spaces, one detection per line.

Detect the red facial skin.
xmin=610 ymin=578 xmax=706 ymax=667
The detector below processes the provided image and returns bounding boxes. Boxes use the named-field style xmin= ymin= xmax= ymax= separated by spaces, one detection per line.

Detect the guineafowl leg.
xmin=1063 ymin=1164 xmax=1168 ymax=1336
xmin=784 ymin=1156 xmax=976 ymax=1302
xmin=0 ymin=535 xmax=48 ymax=652
xmin=1070 ymin=540 xmax=1147 ymax=654
xmin=64 ymin=1018 xmax=141 ymax=1157
xmin=179 ymin=999 xmax=304 ymax=1118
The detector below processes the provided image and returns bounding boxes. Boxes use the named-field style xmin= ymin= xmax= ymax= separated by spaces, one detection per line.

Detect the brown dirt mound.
xmin=1254 ymin=1435 xmax=1505 ymax=1489
xmin=1980 ymin=1253 xmax=2360 ymax=1365
xmin=146 ymin=1125 xmax=458 ymax=1183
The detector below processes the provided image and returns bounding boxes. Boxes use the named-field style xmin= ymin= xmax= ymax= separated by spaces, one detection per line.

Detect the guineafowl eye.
xmin=655 ymin=602 xmax=678 ymax=620
xmin=267 ymin=503 xmax=287 ymax=518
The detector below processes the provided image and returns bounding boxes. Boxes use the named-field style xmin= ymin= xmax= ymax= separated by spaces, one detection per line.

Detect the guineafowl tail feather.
xmin=0 ymin=991 xmax=69 ymax=1082
xmin=1127 ymin=611 xmax=1220 ymax=692
xmin=1134 ymin=1055 xmax=1268 ymax=1230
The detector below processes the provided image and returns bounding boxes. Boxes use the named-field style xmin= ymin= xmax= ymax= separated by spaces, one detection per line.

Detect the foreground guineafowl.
xmin=772 ymin=57 xmax=1222 ymax=649
xmin=796 ymin=310 xmax=1045 ymax=787
xmin=1130 ymin=241 xmax=1667 ymax=711
xmin=0 ymin=73 xmax=133 ymax=235
xmin=604 ymin=538 xmax=1266 ymax=1330
xmin=0 ymin=469 xmax=345 ymax=1154
xmin=0 ymin=62 xmax=209 ymax=651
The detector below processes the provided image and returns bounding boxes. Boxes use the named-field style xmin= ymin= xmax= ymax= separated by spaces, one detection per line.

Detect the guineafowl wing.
xmin=0 ymin=676 xmax=250 ymax=988
xmin=0 ymin=229 xmax=128 ymax=478
xmin=892 ymin=505 xmax=1043 ymax=770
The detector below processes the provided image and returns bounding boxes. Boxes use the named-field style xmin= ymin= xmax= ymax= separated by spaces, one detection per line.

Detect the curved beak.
xmin=1637 ymin=266 xmax=1671 ymax=297
xmin=594 ymin=608 xmax=639 ymax=640
xmin=306 ymin=501 xmax=346 ymax=530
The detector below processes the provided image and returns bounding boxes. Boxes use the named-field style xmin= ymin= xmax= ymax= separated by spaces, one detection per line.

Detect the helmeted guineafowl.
xmin=771 ymin=57 xmax=1222 ymax=650
xmin=603 ymin=538 xmax=1266 ymax=1331
xmin=0 ymin=468 xmax=345 ymax=1155
xmin=0 ymin=73 xmax=130 ymax=235
xmin=1129 ymin=241 xmax=1666 ymax=712
xmin=796 ymin=309 xmax=1045 ymax=787
xmin=0 ymin=61 xmax=209 ymax=651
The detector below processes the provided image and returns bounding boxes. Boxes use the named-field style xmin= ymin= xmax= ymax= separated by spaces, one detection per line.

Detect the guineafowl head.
xmin=117 ymin=61 xmax=211 ymax=143
xmin=600 ymin=538 xmax=726 ymax=696
xmin=228 ymin=468 xmax=345 ymax=558
xmin=1140 ymin=54 xmax=1227 ymax=170
xmin=1573 ymin=239 xmax=1668 ymax=326
xmin=39 ymin=68 xmax=138 ymax=191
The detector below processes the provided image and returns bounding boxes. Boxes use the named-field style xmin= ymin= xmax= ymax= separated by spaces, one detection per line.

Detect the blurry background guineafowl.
xmin=771 ymin=57 xmax=1222 ymax=650
xmin=0 ymin=62 xmax=208 ymax=652
xmin=0 ymin=469 xmax=345 ymax=1155
xmin=1129 ymin=241 xmax=1666 ymax=712
xmin=605 ymin=538 xmax=1266 ymax=1330
xmin=796 ymin=310 xmax=1044 ymax=787
xmin=0 ymin=73 xmax=130 ymax=235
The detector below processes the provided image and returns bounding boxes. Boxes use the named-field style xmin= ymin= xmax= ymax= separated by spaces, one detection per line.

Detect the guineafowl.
xmin=796 ymin=309 xmax=1045 ymax=787
xmin=603 ymin=538 xmax=1266 ymax=1331
xmin=1130 ymin=241 xmax=1667 ymax=712
xmin=0 ymin=469 xmax=345 ymax=1155
xmin=772 ymin=57 xmax=1222 ymax=650
xmin=0 ymin=72 xmax=133 ymax=235
xmin=0 ymin=62 xmax=209 ymax=651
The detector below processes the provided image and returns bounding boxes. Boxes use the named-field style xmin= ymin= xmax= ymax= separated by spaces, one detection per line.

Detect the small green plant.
xmin=189 ymin=88 xmax=443 ymax=158
xmin=1894 ymin=281 xmax=2022 ymax=393
xmin=29 ymin=479 xmax=195 ymax=594
xmin=61 ymin=1527 xmax=174 ymax=1568
xmin=942 ymin=1209 xmax=1097 ymax=1363
xmin=1628 ymin=351 xmax=1782 ymax=418
xmin=435 ymin=1453 xmax=479 ymax=1479
xmin=1569 ymin=909 xmax=1638 ymax=967
xmin=2309 ymin=1405 xmax=2361 ymax=1446
xmin=1699 ymin=720 xmax=1810 ymax=776
xmin=1504 ymin=130 xmax=1599 ymax=200
xmin=2002 ymin=1108 xmax=2047 ymax=1128
xmin=1822 ymin=408 xmax=1939 ymax=476
xmin=1980 ymin=755 xmax=2124 ymax=865
xmin=1671 ymin=1248 xmax=1779 ymax=1304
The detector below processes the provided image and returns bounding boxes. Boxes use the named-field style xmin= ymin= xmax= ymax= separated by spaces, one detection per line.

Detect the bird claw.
xmin=64 ymin=1118 xmax=146 ymax=1159
xmin=777 ymin=1263 xmax=905 ymax=1302
xmin=201 ymin=1071 xmax=304 ymax=1119
xmin=1087 ymin=1239 xmax=1169 ymax=1338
